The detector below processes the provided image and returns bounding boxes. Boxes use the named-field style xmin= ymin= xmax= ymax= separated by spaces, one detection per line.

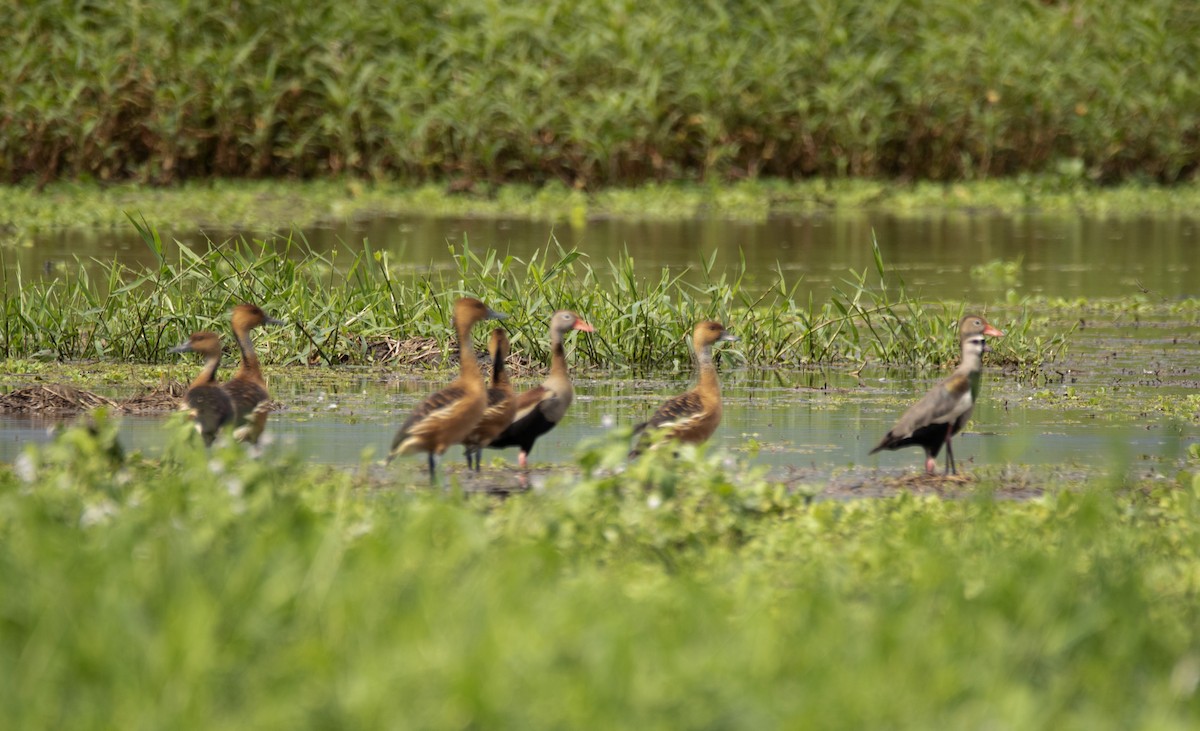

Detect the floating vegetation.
xmin=6 ymin=180 xmax=1200 ymax=236
xmin=1152 ymin=394 xmax=1200 ymax=421
xmin=969 ymin=257 xmax=1023 ymax=287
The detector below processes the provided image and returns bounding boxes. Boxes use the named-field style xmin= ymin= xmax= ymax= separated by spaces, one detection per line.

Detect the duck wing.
xmin=636 ymin=391 xmax=705 ymax=434
xmin=392 ymin=385 xmax=467 ymax=449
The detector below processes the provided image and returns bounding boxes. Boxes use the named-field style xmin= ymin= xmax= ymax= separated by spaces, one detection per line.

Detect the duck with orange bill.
xmin=488 ymin=310 xmax=594 ymax=469
xmin=390 ymin=297 xmax=507 ymax=480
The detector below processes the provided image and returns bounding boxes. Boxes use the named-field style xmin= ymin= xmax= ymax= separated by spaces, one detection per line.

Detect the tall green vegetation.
xmin=0 ymin=222 xmax=1066 ymax=369
xmin=5 ymin=0 xmax=1199 ymax=185
xmin=2 ymin=415 xmax=1200 ymax=728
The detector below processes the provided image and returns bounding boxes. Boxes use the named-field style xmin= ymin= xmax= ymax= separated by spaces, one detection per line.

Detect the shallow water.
xmin=16 ymin=210 xmax=1200 ymax=301
xmin=5 ymin=210 xmax=1199 ymax=484
xmin=3 ymin=319 xmax=1196 ymax=483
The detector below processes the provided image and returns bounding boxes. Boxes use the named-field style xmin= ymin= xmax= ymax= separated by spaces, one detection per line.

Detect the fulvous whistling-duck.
xmin=222 ymin=303 xmax=284 ymax=445
xmin=390 ymin=297 xmax=507 ymax=478
xmin=870 ymin=314 xmax=1005 ymax=475
xmin=462 ymin=328 xmax=517 ymax=471
xmin=487 ymin=310 xmax=594 ymax=468
xmin=170 ymin=331 xmax=235 ymax=446
xmin=631 ymin=320 xmax=738 ymax=454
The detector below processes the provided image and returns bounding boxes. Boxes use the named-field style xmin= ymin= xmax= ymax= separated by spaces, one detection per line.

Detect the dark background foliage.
xmin=4 ymin=0 xmax=1198 ymax=186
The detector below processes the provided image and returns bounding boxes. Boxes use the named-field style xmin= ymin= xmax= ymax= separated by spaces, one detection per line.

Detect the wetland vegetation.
xmin=2 ymin=416 xmax=1200 ymax=729
xmin=0 ymin=221 xmax=1073 ymax=371
xmin=5 ymin=178 xmax=1200 ymax=236
xmin=2 ymin=207 xmax=1193 ymax=727
xmin=7 ymin=1 xmax=1200 ymax=186
xmin=5 ymin=1 xmax=1200 ymax=726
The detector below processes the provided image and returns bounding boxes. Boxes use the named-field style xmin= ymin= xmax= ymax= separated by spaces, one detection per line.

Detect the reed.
xmin=0 ymin=221 xmax=1065 ymax=370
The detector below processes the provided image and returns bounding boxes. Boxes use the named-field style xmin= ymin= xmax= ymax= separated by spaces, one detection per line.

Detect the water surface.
xmin=3 ymin=324 xmax=1195 ymax=481
xmin=17 ymin=211 xmax=1199 ymax=301
xmin=5 ymin=210 xmax=1198 ymax=483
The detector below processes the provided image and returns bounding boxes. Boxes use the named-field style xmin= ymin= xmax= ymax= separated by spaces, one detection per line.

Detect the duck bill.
xmin=486 ymin=308 xmax=508 ymax=321
xmin=573 ymin=319 xmax=595 ymax=333
xmin=718 ymin=332 xmax=739 ymax=342
xmin=169 ymin=342 xmax=194 ymax=354
xmin=265 ymin=316 xmax=286 ymax=326
xmin=983 ymin=324 xmax=1004 ymax=337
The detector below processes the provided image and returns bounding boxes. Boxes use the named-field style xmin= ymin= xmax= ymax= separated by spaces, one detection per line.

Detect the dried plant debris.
xmin=0 ymin=384 xmax=122 ymax=413
xmin=0 ymin=382 xmax=191 ymax=415
xmin=120 ymin=381 xmax=188 ymax=413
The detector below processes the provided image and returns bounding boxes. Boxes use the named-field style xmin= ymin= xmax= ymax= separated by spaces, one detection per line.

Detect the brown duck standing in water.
xmin=870 ymin=314 xmax=1005 ymax=475
xmin=461 ymin=328 xmax=517 ymax=472
xmin=488 ymin=310 xmax=594 ymax=468
xmin=631 ymin=320 xmax=738 ymax=455
xmin=221 ymin=303 xmax=284 ymax=445
xmin=170 ymin=330 xmax=235 ymax=446
xmin=390 ymin=297 xmax=507 ymax=479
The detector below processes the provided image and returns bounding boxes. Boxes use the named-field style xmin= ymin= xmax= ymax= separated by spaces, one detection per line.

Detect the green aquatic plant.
xmin=1154 ymin=394 xmax=1200 ymax=421
xmin=970 ymin=257 xmax=1023 ymax=287
xmin=5 ymin=180 xmax=1200 ymax=235
xmin=0 ymin=220 xmax=1067 ymax=370
xmin=5 ymin=2 xmax=1200 ymax=185
xmin=3 ymin=416 xmax=1200 ymax=728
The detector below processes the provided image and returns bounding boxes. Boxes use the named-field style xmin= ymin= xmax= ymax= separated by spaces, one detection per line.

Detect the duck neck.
xmin=234 ymin=324 xmax=263 ymax=384
xmin=696 ymin=343 xmax=720 ymax=397
xmin=548 ymin=329 xmax=568 ymax=379
xmin=491 ymin=350 xmax=511 ymax=390
xmin=458 ymin=320 xmax=483 ymax=390
xmin=192 ymin=352 xmax=222 ymax=389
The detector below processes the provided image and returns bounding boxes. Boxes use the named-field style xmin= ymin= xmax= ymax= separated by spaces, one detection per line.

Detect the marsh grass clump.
xmin=3 ymin=416 xmax=1200 ymax=728
xmin=0 ymin=221 xmax=1065 ymax=371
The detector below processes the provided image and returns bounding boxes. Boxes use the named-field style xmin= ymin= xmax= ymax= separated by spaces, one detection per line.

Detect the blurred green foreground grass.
xmin=2 ymin=414 xmax=1199 ymax=730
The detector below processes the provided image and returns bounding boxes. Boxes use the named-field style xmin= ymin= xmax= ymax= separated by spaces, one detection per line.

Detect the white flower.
xmin=647 ymin=494 xmax=663 ymax=509
xmin=80 ymin=500 xmax=118 ymax=527
xmin=1171 ymin=655 xmax=1200 ymax=698
xmin=14 ymin=453 xmax=36 ymax=483
xmin=347 ymin=520 xmax=373 ymax=539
